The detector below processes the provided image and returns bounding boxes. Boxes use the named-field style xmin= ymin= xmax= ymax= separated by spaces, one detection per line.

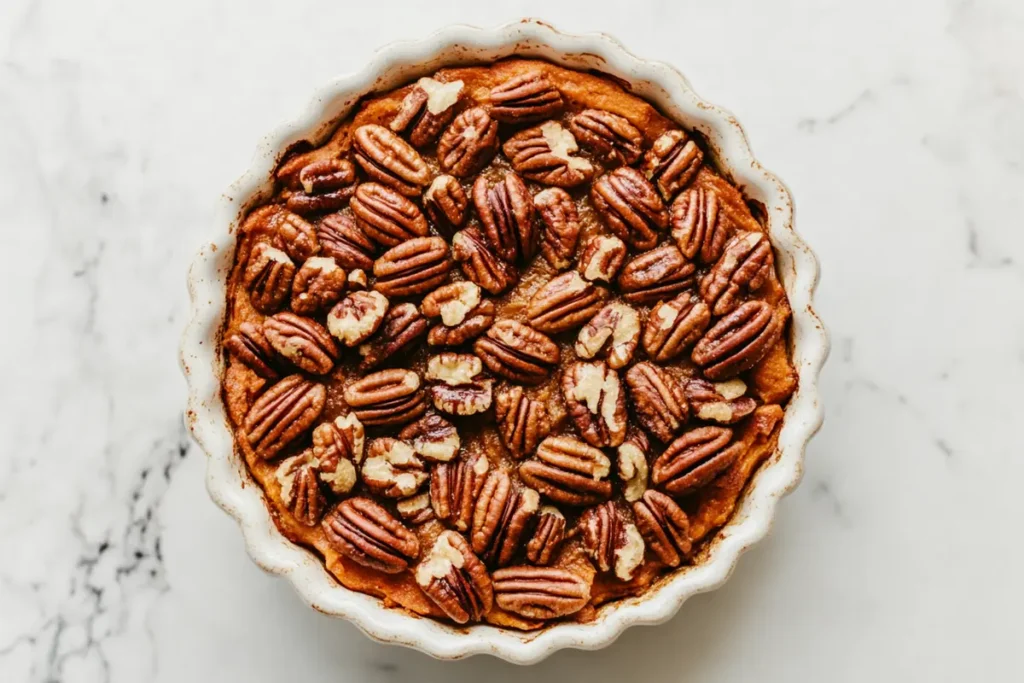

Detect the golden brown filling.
xmin=221 ymin=58 xmax=797 ymax=630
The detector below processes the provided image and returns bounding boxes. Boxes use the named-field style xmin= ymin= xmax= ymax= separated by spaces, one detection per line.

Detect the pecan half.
xmin=425 ymin=352 xmax=483 ymax=386
xmin=312 ymin=413 xmax=364 ymax=495
xmin=415 ymin=531 xmax=493 ymax=624
xmin=327 ymin=290 xmax=389 ymax=347
xmin=438 ymin=107 xmax=500 ymax=178
xmin=642 ymin=294 xmax=711 ymax=362
xmin=691 ymin=301 xmax=783 ymax=380
xmin=474 ymin=320 xmax=560 ymax=385
xmin=270 ymin=211 xmax=320 ymax=262
xmin=322 ymin=497 xmax=419 ymax=573
xmin=569 ymin=109 xmax=643 ymax=165
xmin=625 ymin=362 xmax=689 ymax=442
xmin=357 ymin=302 xmax=427 ymax=371
xmin=422 ymin=175 xmax=468 ymax=238
xmin=317 ymin=212 xmax=376 ymax=271
xmin=472 ymin=172 xmax=537 ymax=263
xmin=396 ymin=492 xmax=435 ymax=526
xmin=525 ymin=506 xmax=566 ymax=566
xmin=291 ymin=256 xmax=347 ymax=315
xmin=361 ymin=437 xmax=427 ymax=498
xmin=471 ymin=471 xmax=540 ymax=567
xmin=389 ymin=77 xmax=464 ymax=147
xmin=578 ymin=235 xmax=627 ymax=283
xmin=503 ymin=121 xmax=595 ymax=187
xmin=700 ymin=231 xmax=774 ymax=316
xmin=425 ymin=353 xmax=494 ymax=416
xmin=534 ymin=188 xmax=581 ymax=270
xmin=243 ymin=375 xmax=326 ymax=460
xmin=652 ymin=426 xmax=744 ymax=496
xmin=574 ymin=302 xmax=640 ymax=370
xmin=488 ymin=71 xmax=564 ymax=123
xmin=591 ymin=167 xmax=669 ymax=250
xmin=494 ymin=384 xmax=552 ymax=460
xmin=285 ymin=159 xmax=357 ymax=215
xmin=373 ymin=236 xmax=451 ymax=298
xmin=684 ymin=377 xmax=756 ymax=425
xmin=633 ymin=490 xmax=691 ymax=567
xmin=617 ymin=244 xmax=696 ymax=305
xmin=431 ymin=452 xmax=489 ymax=530
xmin=275 ymin=450 xmax=325 ymax=526
xmin=427 ymin=299 xmax=495 ymax=347
xmin=352 ymin=124 xmax=430 ymax=196
xmin=421 ymin=281 xmax=480 ymax=326
xmin=451 ymin=227 xmax=519 ymax=295
xmin=670 ymin=186 xmax=730 ymax=264
xmin=349 ymin=183 xmax=430 ymax=248
xmin=519 ymin=436 xmax=612 ymax=506
xmin=225 ymin=322 xmax=280 ymax=379
xmin=642 ymin=130 xmax=703 ymax=201
xmin=579 ymin=502 xmax=645 ymax=580
xmin=561 ymin=361 xmax=627 ymax=448
xmin=493 ymin=566 xmax=591 ymax=620
xmin=399 ymin=413 xmax=460 ymax=463
xmin=617 ymin=432 xmax=650 ymax=503
xmin=526 ymin=271 xmax=609 ymax=334
xmin=243 ymin=242 xmax=295 ymax=314
xmin=262 ymin=312 xmax=338 ymax=375
xmin=342 ymin=368 xmax=426 ymax=426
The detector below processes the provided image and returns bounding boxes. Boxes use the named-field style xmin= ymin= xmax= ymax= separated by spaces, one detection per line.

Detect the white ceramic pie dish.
xmin=180 ymin=18 xmax=828 ymax=664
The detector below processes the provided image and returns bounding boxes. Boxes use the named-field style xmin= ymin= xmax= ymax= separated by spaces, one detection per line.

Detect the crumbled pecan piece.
xmin=322 ymin=497 xmax=419 ymax=573
xmin=691 ymin=301 xmax=783 ymax=380
xmin=399 ymin=413 xmax=460 ymax=463
xmin=262 ymin=311 xmax=339 ymax=375
xmin=578 ymin=235 xmax=627 ymax=283
xmin=591 ymin=167 xmax=669 ymax=250
xmin=285 ymin=159 xmax=357 ymax=215
xmin=389 ymin=77 xmax=464 ymax=147
xmin=291 ymin=256 xmax=347 ymax=315
xmin=373 ymin=236 xmax=451 ymax=298
xmin=534 ymin=188 xmax=581 ymax=270
xmin=436 ymin=107 xmax=499 ymax=177
xmin=633 ymin=490 xmax=691 ymax=567
xmin=327 ymin=290 xmax=389 ymax=347
xmin=700 ymin=231 xmax=774 ymax=316
xmin=275 ymin=450 xmax=326 ymax=526
xmin=350 ymin=183 xmax=429 ymax=248
xmin=225 ymin=322 xmax=280 ymax=379
xmin=574 ymin=302 xmax=640 ymax=370
xmin=471 ymin=471 xmax=540 ymax=567
xmin=625 ymin=362 xmax=689 ymax=442
xmin=352 ymin=124 xmax=431 ymax=196
xmin=312 ymin=413 xmax=364 ymax=495
xmin=347 ymin=269 xmax=368 ymax=290
xmin=642 ymin=130 xmax=703 ymax=201
xmin=526 ymin=271 xmax=609 ymax=334
xmin=451 ymin=227 xmax=519 ymax=295
xmin=684 ymin=377 xmax=756 ymax=425
xmin=396 ymin=492 xmax=435 ymax=526
xmin=642 ymin=294 xmax=711 ymax=362
xmin=422 ymin=175 xmax=468 ymax=238
xmin=503 ymin=121 xmax=595 ymax=187
xmin=617 ymin=243 xmax=696 ymax=305
xmin=670 ymin=186 xmax=731 ymax=264
xmin=243 ymin=242 xmax=295 ymax=314
xmin=525 ymin=506 xmax=566 ymax=566
xmin=472 ymin=172 xmax=537 ymax=263
xmin=488 ymin=71 xmax=564 ymax=123
xmin=243 ymin=375 xmax=326 ymax=460
xmin=569 ymin=109 xmax=643 ymax=165
xmin=651 ymin=426 xmax=744 ymax=496
xmin=493 ymin=566 xmax=591 ymax=620
xmin=494 ymin=384 xmax=552 ymax=460
xmin=270 ymin=211 xmax=320 ymax=262
xmin=342 ymin=368 xmax=426 ymax=426
xmin=474 ymin=320 xmax=560 ymax=385
xmin=579 ymin=501 xmax=645 ymax=580
xmin=519 ymin=436 xmax=612 ymax=507
xmin=361 ymin=437 xmax=428 ymax=498
xmin=617 ymin=432 xmax=650 ymax=503
xmin=431 ymin=452 xmax=489 ymax=530
xmin=317 ymin=213 xmax=376 ymax=271
xmin=561 ymin=361 xmax=627 ymax=448
xmin=415 ymin=531 xmax=493 ymax=624
xmin=357 ymin=303 xmax=427 ymax=371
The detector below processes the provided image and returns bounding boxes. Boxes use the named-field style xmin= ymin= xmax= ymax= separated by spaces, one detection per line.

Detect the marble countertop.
xmin=2 ymin=0 xmax=1022 ymax=680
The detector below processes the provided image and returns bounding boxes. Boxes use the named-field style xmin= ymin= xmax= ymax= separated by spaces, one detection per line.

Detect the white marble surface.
xmin=1 ymin=0 xmax=1022 ymax=680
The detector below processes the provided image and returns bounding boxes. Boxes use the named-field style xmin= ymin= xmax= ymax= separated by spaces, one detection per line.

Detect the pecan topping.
xmin=342 ymin=368 xmax=426 ymax=426
xmin=525 ymin=506 xmax=566 ymax=566
xmin=396 ymin=492 xmax=435 ymax=526
xmin=389 ymin=77 xmax=464 ymax=147
xmin=684 ymin=378 xmax=756 ymax=425
xmin=579 ymin=501 xmax=645 ymax=580
xmin=275 ymin=450 xmax=325 ymax=526
xmin=534 ymin=188 xmax=581 ymax=270
xmin=591 ymin=167 xmax=669 ymax=250
xmin=617 ymin=432 xmax=650 ymax=503
xmin=399 ymin=413 xmax=460 ymax=463
xmin=243 ymin=242 xmax=295 ymax=314
xmin=691 ymin=300 xmax=783 ymax=380
xmin=327 ymin=290 xmax=389 ymax=347
xmin=352 ymin=124 xmax=431 ymax=196
xmin=225 ymin=322 xmax=280 ymax=379
xmin=262 ymin=311 xmax=338 ymax=376
xmin=474 ymin=320 xmax=560 ymax=385
xmin=642 ymin=294 xmax=711 ymax=362
xmin=633 ymin=490 xmax=691 ymax=567
xmin=347 ymin=268 xmax=368 ymax=290
xmin=574 ymin=302 xmax=640 ymax=370
xmin=488 ymin=71 xmax=564 ymax=123
xmin=425 ymin=352 xmax=483 ymax=386
xmin=471 ymin=471 xmax=540 ymax=567
xmin=425 ymin=353 xmax=494 ymax=416
xmin=421 ymin=281 xmax=481 ymax=327
xmin=670 ymin=187 xmax=730 ymax=264
xmin=578 ymin=235 xmax=627 ymax=283
xmin=349 ymin=183 xmax=429 ymax=248
xmin=322 ymin=497 xmax=419 ymax=574
xmin=642 ymin=130 xmax=703 ymax=201
xmin=700 ymin=231 xmax=774 ymax=316
xmin=317 ymin=213 xmax=376 ymax=271
xmin=373 ymin=236 xmax=451 ymax=298
xmin=561 ymin=361 xmax=627 ymax=448
xmin=357 ymin=303 xmax=427 ymax=371
xmin=431 ymin=452 xmax=489 ymax=530
xmin=569 ymin=109 xmax=643 ymax=165
xmin=526 ymin=271 xmax=609 ymax=334
xmin=519 ymin=436 xmax=612 ymax=507
xmin=472 ymin=172 xmax=537 ymax=263
xmin=451 ymin=227 xmax=519 ymax=295
xmin=422 ymin=175 xmax=468 ymax=238
xmin=415 ymin=531 xmax=493 ymax=624
xmin=285 ymin=159 xmax=357 ymax=215
xmin=243 ymin=375 xmax=326 ymax=460
xmin=291 ymin=256 xmax=347 ymax=315
xmin=502 ymin=121 xmax=595 ymax=187
xmin=312 ymin=413 xmax=364 ymax=495
xmin=494 ymin=384 xmax=552 ymax=460
xmin=437 ymin=107 xmax=499 ymax=177
xmin=625 ymin=362 xmax=689 ymax=442
xmin=270 ymin=211 xmax=320 ymax=262
xmin=493 ymin=566 xmax=590 ymax=620
xmin=361 ymin=438 xmax=427 ymax=498
xmin=427 ymin=299 xmax=495 ymax=347
xmin=652 ymin=426 xmax=744 ymax=496
xmin=617 ymin=244 xmax=696 ymax=305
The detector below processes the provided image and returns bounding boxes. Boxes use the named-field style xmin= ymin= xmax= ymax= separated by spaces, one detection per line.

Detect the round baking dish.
xmin=180 ymin=18 xmax=827 ymax=663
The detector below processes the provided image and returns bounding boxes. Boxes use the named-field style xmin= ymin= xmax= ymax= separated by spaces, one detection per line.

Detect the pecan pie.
xmin=222 ymin=59 xmax=797 ymax=630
